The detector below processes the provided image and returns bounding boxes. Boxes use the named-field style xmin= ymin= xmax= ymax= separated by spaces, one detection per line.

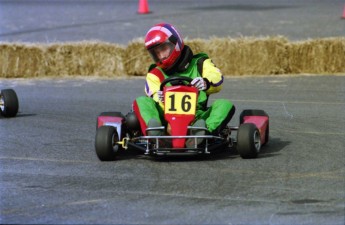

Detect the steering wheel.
xmin=159 ymin=76 xmax=193 ymax=91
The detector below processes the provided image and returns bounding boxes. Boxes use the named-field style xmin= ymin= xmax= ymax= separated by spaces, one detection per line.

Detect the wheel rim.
xmin=0 ymin=95 xmax=4 ymax=112
xmin=253 ymin=130 xmax=261 ymax=152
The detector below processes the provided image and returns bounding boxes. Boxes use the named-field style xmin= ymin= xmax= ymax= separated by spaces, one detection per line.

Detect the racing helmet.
xmin=145 ymin=23 xmax=184 ymax=70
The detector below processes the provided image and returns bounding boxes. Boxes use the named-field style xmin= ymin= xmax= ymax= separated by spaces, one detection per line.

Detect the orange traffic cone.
xmin=138 ymin=0 xmax=150 ymax=14
xmin=342 ymin=5 xmax=345 ymax=19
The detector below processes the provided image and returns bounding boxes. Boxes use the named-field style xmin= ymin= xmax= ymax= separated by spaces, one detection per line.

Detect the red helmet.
xmin=145 ymin=23 xmax=184 ymax=70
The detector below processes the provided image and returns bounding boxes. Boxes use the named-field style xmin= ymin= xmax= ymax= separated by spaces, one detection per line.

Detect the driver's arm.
xmin=145 ymin=72 xmax=161 ymax=103
xmin=201 ymin=59 xmax=224 ymax=95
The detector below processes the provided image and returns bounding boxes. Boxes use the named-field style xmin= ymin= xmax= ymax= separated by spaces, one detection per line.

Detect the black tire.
xmin=263 ymin=123 xmax=269 ymax=146
xmin=237 ymin=123 xmax=261 ymax=159
xmin=0 ymin=89 xmax=19 ymax=117
xmin=95 ymin=126 xmax=122 ymax=161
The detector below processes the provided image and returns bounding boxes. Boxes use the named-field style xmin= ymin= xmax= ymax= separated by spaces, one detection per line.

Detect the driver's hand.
xmin=191 ymin=77 xmax=207 ymax=91
xmin=157 ymin=90 xmax=164 ymax=103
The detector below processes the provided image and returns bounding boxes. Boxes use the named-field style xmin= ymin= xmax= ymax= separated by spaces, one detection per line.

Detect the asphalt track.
xmin=0 ymin=0 xmax=344 ymax=43
xmin=1 ymin=75 xmax=344 ymax=224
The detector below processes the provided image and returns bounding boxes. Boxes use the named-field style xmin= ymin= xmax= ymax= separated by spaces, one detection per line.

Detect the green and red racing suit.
xmin=132 ymin=53 xmax=235 ymax=135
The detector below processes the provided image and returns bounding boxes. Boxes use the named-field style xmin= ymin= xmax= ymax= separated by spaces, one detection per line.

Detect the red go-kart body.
xmin=163 ymin=84 xmax=199 ymax=148
xmin=95 ymin=77 xmax=269 ymax=160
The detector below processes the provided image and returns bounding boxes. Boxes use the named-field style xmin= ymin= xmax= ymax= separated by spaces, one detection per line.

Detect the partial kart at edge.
xmin=0 ymin=89 xmax=19 ymax=118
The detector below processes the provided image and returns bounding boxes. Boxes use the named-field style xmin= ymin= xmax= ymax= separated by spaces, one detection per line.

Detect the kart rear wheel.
xmin=95 ymin=126 xmax=121 ymax=161
xmin=240 ymin=109 xmax=269 ymax=145
xmin=0 ymin=89 xmax=19 ymax=117
xmin=237 ymin=123 xmax=261 ymax=159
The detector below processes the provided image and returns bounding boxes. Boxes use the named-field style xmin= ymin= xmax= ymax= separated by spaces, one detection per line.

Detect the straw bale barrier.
xmin=287 ymin=38 xmax=345 ymax=74
xmin=123 ymin=39 xmax=151 ymax=76
xmin=203 ymin=37 xmax=289 ymax=75
xmin=0 ymin=42 xmax=125 ymax=78
xmin=1 ymin=37 xmax=344 ymax=78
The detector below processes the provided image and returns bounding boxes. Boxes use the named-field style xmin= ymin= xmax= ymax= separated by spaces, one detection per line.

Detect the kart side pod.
xmin=240 ymin=109 xmax=269 ymax=145
xmin=96 ymin=112 xmax=125 ymax=140
xmin=236 ymin=109 xmax=269 ymax=159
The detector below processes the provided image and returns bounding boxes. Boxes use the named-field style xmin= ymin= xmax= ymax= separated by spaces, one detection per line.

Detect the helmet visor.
xmin=148 ymin=41 xmax=175 ymax=64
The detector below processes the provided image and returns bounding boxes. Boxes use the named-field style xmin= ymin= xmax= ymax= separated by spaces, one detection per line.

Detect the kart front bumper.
xmin=126 ymin=135 xmax=229 ymax=156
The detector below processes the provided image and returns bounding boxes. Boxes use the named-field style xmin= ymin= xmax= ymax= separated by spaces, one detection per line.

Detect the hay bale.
xmin=185 ymin=39 xmax=208 ymax=54
xmin=0 ymin=42 xmax=125 ymax=78
xmin=1 ymin=37 xmax=344 ymax=78
xmin=123 ymin=39 xmax=151 ymax=76
xmin=0 ymin=43 xmax=44 ymax=78
xmin=42 ymin=42 xmax=125 ymax=77
xmin=205 ymin=37 xmax=289 ymax=75
xmin=287 ymin=38 xmax=345 ymax=74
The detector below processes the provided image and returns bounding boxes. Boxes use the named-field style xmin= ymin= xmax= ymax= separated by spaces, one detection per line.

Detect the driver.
xmin=132 ymin=23 xmax=235 ymax=147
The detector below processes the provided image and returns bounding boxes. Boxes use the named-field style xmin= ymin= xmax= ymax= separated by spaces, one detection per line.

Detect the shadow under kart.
xmin=0 ymin=88 xmax=19 ymax=118
xmin=95 ymin=77 xmax=269 ymax=161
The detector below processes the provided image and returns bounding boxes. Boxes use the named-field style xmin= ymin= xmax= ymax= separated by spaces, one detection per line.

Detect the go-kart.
xmin=0 ymin=88 xmax=19 ymax=118
xmin=95 ymin=77 xmax=269 ymax=160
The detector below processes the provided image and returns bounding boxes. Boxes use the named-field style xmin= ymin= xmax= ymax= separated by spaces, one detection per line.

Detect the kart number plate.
xmin=165 ymin=91 xmax=197 ymax=115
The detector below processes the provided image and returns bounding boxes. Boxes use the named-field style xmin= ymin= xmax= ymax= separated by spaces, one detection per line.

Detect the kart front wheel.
xmin=95 ymin=126 xmax=121 ymax=161
xmin=237 ymin=123 xmax=261 ymax=159
xmin=0 ymin=89 xmax=19 ymax=117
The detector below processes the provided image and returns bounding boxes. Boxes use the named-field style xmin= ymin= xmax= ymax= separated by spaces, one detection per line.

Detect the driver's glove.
xmin=191 ymin=77 xmax=207 ymax=91
xmin=157 ymin=90 xmax=164 ymax=103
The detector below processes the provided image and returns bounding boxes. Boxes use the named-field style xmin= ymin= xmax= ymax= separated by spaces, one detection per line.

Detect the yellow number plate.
xmin=164 ymin=92 xmax=197 ymax=115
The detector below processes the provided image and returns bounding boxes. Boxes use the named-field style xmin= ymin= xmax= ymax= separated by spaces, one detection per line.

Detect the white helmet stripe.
xmin=160 ymin=27 xmax=172 ymax=37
